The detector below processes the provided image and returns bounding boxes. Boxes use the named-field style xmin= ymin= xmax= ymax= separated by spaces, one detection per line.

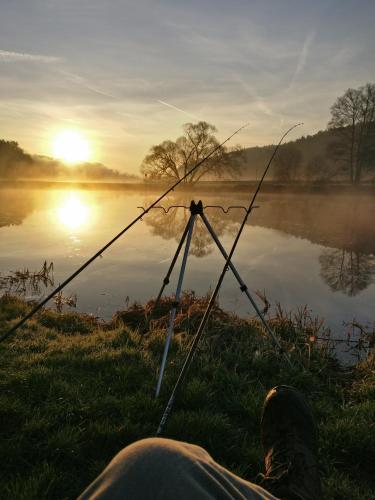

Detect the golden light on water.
xmin=52 ymin=130 xmax=91 ymax=164
xmin=56 ymin=193 xmax=91 ymax=230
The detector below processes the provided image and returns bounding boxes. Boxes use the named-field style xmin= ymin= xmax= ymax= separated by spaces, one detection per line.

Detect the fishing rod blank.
xmin=156 ymin=123 xmax=302 ymax=436
xmin=0 ymin=123 xmax=249 ymax=343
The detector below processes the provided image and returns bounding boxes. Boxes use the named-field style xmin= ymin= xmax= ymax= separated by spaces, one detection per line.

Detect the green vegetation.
xmin=0 ymin=294 xmax=374 ymax=499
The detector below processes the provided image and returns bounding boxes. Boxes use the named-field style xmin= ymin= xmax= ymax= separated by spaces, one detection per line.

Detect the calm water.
xmin=1 ymin=186 xmax=374 ymax=348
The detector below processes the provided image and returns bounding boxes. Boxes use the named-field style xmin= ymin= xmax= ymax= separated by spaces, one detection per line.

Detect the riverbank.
xmin=0 ymin=294 xmax=374 ymax=499
xmin=2 ymin=178 xmax=375 ymax=195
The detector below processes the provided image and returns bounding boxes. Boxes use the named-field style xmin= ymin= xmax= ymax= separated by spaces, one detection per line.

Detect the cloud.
xmin=0 ymin=49 xmax=59 ymax=63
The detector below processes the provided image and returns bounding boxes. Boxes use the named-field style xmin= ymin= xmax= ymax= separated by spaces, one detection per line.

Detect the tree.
xmin=273 ymin=144 xmax=302 ymax=182
xmin=305 ymin=155 xmax=331 ymax=183
xmin=328 ymin=83 xmax=375 ymax=183
xmin=0 ymin=140 xmax=33 ymax=177
xmin=141 ymin=122 xmax=243 ymax=183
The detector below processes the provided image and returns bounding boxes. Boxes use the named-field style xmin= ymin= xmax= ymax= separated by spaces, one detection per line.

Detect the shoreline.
xmin=1 ymin=178 xmax=375 ymax=194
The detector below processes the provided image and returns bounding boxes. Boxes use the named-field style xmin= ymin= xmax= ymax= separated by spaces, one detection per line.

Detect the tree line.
xmin=1 ymin=83 xmax=374 ymax=184
xmin=141 ymin=82 xmax=375 ymax=184
xmin=0 ymin=140 xmax=137 ymax=181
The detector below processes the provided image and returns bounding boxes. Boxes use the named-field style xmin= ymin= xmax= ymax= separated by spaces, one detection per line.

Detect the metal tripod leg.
xmin=200 ymin=212 xmax=289 ymax=362
xmin=154 ymin=216 xmax=193 ymax=308
xmin=155 ymin=214 xmax=196 ymax=397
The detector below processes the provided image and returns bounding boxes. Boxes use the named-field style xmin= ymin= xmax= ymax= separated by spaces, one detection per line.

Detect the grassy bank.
xmin=0 ymin=294 xmax=374 ymax=499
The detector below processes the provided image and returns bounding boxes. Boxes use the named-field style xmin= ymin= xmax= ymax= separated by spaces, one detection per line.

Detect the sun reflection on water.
xmin=56 ymin=192 xmax=92 ymax=231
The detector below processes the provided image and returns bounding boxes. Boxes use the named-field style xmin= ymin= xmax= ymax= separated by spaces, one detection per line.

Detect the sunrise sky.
xmin=1 ymin=0 xmax=374 ymax=174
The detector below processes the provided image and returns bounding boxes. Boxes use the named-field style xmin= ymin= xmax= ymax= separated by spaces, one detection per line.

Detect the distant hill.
xmin=0 ymin=139 xmax=138 ymax=182
xmin=238 ymin=129 xmax=339 ymax=180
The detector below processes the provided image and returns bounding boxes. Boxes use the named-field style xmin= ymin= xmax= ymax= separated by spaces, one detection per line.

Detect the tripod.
xmin=153 ymin=200 xmax=282 ymax=397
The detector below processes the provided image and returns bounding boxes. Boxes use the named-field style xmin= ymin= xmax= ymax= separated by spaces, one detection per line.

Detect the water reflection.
xmin=0 ymin=188 xmax=96 ymax=233
xmin=143 ymin=193 xmax=375 ymax=297
xmin=1 ymin=188 xmax=375 ymax=300
xmin=319 ymin=249 xmax=375 ymax=296
xmin=0 ymin=189 xmax=39 ymax=228
xmin=56 ymin=192 xmax=91 ymax=230
xmin=144 ymin=199 xmax=239 ymax=257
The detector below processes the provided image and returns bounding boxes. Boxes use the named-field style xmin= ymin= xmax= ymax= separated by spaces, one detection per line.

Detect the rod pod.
xmin=154 ymin=200 xmax=283 ymax=397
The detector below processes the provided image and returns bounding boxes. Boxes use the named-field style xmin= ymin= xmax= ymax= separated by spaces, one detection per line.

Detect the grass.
xmin=0 ymin=293 xmax=374 ymax=500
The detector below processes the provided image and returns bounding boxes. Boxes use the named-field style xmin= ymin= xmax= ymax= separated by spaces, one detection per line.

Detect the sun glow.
xmin=52 ymin=130 xmax=91 ymax=164
xmin=57 ymin=193 xmax=90 ymax=230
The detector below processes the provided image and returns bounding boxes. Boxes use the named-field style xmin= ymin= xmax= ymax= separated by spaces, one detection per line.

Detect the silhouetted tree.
xmin=0 ymin=140 xmax=33 ymax=177
xmin=141 ymin=122 xmax=243 ymax=183
xmin=319 ymin=248 xmax=375 ymax=296
xmin=273 ymin=144 xmax=302 ymax=182
xmin=328 ymin=83 xmax=375 ymax=183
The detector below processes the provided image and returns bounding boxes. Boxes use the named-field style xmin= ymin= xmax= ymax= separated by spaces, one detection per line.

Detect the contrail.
xmin=157 ymin=100 xmax=200 ymax=120
xmin=231 ymin=73 xmax=274 ymax=117
xmin=60 ymin=70 xmax=116 ymax=99
xmin=0 ymin=49 xmax=59 ymax=63
xmin=290 ymin=30 xmax=316 ymax=86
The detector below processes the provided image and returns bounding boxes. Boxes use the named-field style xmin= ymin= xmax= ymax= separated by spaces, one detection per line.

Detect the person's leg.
xmin=78 ymin=437 xmax=277 ymax=500
xmin=260 ymin=385 xmax=324 ymax=500
xmin=78 ymin=385 xmax=323 ymax=500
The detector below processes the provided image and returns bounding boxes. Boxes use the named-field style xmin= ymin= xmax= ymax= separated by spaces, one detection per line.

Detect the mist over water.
xmin=1 ymin=186 xmax=374 ymax=355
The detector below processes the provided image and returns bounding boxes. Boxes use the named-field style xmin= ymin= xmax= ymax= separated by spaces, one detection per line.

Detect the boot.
xmin=260 ymin=385 xmax=324 ymax=500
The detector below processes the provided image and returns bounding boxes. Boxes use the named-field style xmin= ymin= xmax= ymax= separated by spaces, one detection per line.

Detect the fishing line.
xmin=0 ymin=123 xmax=249 ymax=343
xmin=157 ymin=123 xmax=303 ymax=436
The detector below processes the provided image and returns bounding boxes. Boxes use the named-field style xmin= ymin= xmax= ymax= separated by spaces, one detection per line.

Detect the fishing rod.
xmin=0 ymin=123 xmax=249 ymax=344
xmin=156 ymin=123 xmax=303 ymax=436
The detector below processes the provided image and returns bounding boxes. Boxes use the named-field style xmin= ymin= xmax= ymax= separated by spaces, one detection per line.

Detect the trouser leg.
xmin=78 ymin=438 xmax=277 ymax=500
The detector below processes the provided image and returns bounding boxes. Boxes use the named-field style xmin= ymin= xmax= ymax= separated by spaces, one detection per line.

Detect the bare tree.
xmin=273 ymin=144 xmax=302 ymax=182
xmin=328 ymin=83 xmax=375 ymax=184
xmin=141 ymin=122 xmax=243 ymax=183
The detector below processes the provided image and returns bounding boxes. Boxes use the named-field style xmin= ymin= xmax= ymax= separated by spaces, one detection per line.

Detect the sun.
xmin=52 ymin=130 xmax=91 ymax=164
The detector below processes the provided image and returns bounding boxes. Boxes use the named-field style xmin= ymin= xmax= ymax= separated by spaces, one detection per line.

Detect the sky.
xmin=0 ymin=0 xmax=374 ymax=174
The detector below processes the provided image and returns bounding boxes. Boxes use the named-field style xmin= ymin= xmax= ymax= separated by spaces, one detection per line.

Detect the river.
xmin=1 ymin=185 xmax=374 ymax=359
